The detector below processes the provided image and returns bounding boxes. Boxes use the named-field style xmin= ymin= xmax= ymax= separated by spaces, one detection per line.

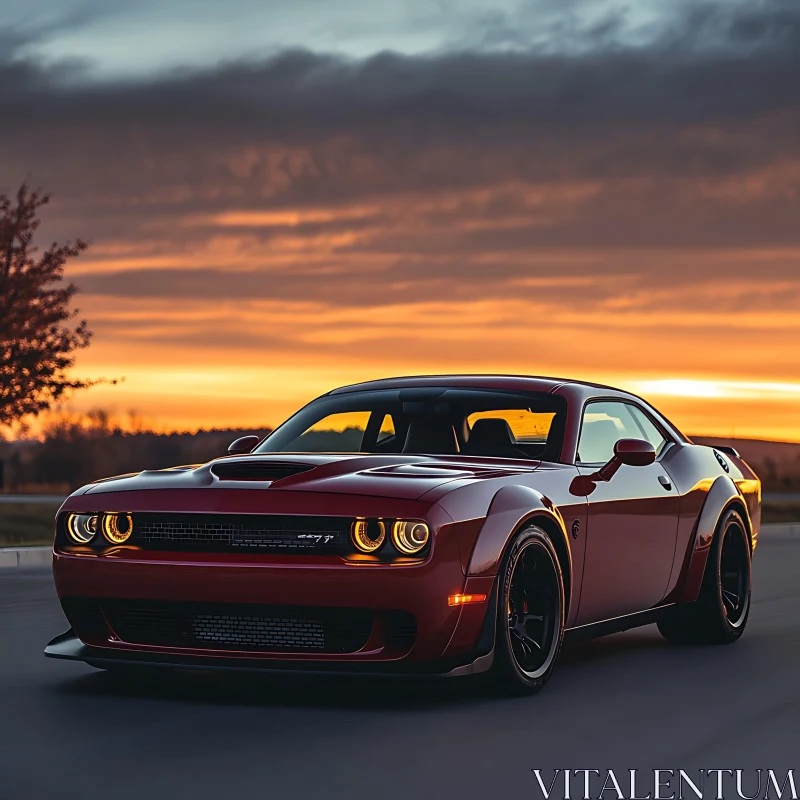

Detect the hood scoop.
xmin=368 ymin=464 xmax=476 ymax=478
xmin=365 ymin=462 xmax=533 ymax=478
xmin=211 ymin=461 xmax=316 ymax=482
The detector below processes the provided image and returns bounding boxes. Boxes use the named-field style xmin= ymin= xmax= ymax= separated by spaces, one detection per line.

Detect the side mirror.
xmin=595 ymin=438 xmax=656 ymax=481
xmin=227 ymin=435 xmax=260 ymax=456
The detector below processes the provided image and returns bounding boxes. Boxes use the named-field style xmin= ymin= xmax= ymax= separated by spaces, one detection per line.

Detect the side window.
xmin=578 ymin=402 xmax=644 ymax=464
xmin=628 ymin=405 xmax=668 ymax=455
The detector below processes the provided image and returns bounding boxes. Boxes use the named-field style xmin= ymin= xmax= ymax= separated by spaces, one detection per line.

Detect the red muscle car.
xmin=45 ymin=375 xmax=760 ymax=694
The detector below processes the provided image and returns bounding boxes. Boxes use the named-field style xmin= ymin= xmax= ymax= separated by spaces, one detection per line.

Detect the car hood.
xmin=81 ymin=453 xmax=542 ymax=501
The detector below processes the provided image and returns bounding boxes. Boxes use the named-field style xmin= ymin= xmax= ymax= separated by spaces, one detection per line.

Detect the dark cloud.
xmin=3 ymin=0 xmax=798 ymax=122
xmin=1 ymin=0 xmax=799 ymax=299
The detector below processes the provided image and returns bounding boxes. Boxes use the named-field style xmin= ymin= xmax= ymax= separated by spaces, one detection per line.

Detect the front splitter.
xmin=45 ymin=629 xmax=493 ymax=678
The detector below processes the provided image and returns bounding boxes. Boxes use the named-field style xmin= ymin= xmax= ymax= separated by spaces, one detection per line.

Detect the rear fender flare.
xmin=674 ymin=474 xmax=753 ymax=603
xmin=466 ymin=484 xmax=572 ymax=606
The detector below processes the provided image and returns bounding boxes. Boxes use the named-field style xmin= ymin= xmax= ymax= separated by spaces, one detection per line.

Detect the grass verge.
xmin=0 ymin=503 xmax=60 ymax=547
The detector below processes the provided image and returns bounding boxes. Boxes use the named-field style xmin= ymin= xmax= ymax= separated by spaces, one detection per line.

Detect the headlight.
xmin=391 ymin=520 xmax=430 ymax=555
xmin=351 ymin=518 xmax=386 ymax=553
xmin=102 ymin=512 xmax=133 ymax=544
xmin=66 ymin=513 xmax=98 ymax=544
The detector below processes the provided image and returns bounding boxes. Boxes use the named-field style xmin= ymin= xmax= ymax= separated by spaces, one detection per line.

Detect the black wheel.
xmin=490 ymin=526 xmax=565 ymax=695
xmin=658 ymin=508 xmax=751 ymax=645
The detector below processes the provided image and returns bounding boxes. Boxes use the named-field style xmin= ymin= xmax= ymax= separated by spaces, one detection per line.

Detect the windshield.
xmin=255 ymin=388 xmax=567 ymax=461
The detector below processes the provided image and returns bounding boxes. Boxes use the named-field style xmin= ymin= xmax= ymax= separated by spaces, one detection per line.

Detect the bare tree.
xmin=0 ymin=183 xmax=103 ymax=426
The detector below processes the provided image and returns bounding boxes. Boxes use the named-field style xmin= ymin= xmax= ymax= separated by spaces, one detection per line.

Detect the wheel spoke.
xmin=722 ymin=589 xmax=739 ymax=613
xmin=511 ymin=626 xmax=542 ymax=653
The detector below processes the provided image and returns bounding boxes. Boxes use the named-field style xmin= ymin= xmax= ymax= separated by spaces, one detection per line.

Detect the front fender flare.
xmin=466 ymin=483 xmax=572 ymax=598
xmin=672 ymin=474 xmax=754 ymax=603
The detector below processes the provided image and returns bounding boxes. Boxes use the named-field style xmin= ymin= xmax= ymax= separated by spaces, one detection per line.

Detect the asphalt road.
xmin=1 ymin=536 xmax=798 ymax=800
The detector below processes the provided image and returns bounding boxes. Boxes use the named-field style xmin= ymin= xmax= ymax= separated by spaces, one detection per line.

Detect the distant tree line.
xmin=1 ymin=412 xmax=270 ymax=492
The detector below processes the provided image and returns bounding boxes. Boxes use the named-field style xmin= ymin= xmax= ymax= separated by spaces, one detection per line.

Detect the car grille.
xmin=102 ymin=600 xmax=375 ymax=653
xmin=133 ymin=513 xmax=350 ymax=554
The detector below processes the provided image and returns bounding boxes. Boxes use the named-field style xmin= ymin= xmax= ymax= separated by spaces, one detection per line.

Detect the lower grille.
xmin=61 ymin=598 xmax=109 ymax=643
xmin=194 ymin=614 xmax=325 ymax=650
xmin=102 ymin=600 xmax=374 ymax=654
xmin=386 ymin=611 xmax=417 ymax=650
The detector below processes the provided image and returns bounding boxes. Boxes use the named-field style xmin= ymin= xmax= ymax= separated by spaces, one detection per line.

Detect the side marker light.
xmin=447 ymin=593 xmax=487 ymax=606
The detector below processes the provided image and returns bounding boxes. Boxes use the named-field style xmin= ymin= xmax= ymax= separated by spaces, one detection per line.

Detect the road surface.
xmin=0 ymin=534 xmax=798 ymax=800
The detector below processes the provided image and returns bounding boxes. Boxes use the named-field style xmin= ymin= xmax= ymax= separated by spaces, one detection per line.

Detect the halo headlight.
xmin=351 ymin=518 xmax=386 ymax=553
xmin=102 ymin=512 xmax=133 ymax=544
xmin=391 ymin=520 xmax=430 ymax=555
xmin=66 ymin=513 xmax=98 ymax=544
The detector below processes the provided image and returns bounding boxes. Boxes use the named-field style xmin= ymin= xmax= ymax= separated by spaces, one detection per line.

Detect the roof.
xmin=328 ymin=374 xmax=620 ymax=395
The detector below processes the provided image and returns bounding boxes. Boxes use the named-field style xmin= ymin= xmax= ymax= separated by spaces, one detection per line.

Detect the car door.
xmin=575 ymin=400 xmax=680 ymax=625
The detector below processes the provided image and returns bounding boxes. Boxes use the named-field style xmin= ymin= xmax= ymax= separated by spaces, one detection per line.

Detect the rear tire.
xmin=490 ymin=526 xmax=565 ymax=695
xmin=658 ymin=508 xmax=751 ymax=645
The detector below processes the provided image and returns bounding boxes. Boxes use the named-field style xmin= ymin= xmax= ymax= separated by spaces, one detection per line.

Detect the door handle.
xmin=658 ymin=475 xmax=672 ymax=491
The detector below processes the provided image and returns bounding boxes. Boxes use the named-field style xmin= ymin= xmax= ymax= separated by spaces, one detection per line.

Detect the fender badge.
xmin=571 ymin=520 xmax=580 ymax=539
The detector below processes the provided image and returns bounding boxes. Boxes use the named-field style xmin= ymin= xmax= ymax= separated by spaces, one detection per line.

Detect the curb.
xmin=0 ymin=547 xmax=52 ymax=569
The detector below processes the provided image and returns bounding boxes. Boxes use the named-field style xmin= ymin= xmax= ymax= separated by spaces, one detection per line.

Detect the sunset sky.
xmin=3 ymin=0 xmax=800 ymax=441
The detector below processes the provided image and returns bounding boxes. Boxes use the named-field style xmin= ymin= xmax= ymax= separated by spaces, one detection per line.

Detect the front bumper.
xmin=53 ymin=547 xmax=494 ymax=661
xmin=50 ymin=489 xmax=497 ymax=669
xmin=51 ymin=516 xmax=495 ymax=670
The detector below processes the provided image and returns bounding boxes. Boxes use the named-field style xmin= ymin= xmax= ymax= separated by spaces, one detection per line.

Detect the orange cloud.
xmin=45 ymin=257 xmax=800 ymax=441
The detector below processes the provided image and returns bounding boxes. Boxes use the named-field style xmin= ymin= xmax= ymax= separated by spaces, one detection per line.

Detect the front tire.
xmin=490 ymin=526 xmax=565 ymax=695
xmin=658 ymin=508 xmax=751 ymax=645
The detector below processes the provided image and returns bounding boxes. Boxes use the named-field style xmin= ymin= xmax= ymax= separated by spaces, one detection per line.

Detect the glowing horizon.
xmin=11 ymin=364 xmax=797 ymax=444
xmin=12 ymin=253 xmax=800 ymax=443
